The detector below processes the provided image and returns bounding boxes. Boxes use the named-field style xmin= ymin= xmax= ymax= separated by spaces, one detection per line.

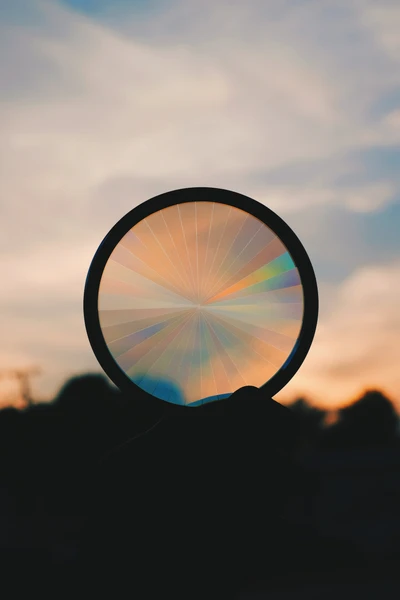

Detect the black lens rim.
xmin=84 ymin=187 xmax=318 ymax=408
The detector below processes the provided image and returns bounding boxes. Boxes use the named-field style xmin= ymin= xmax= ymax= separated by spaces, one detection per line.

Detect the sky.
xmin=0 ymin=0 xmax=400 ymax=409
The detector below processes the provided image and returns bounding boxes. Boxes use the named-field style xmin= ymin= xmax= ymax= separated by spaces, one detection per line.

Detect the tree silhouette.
xmin=290 ymin=398 xmax=326 ymax=429
xmin=321 ymin=389 xmax=399 ymax=449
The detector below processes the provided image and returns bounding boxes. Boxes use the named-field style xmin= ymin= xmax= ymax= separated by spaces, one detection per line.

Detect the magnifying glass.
xmin=84 ymin=187 xmax=318 ymax=410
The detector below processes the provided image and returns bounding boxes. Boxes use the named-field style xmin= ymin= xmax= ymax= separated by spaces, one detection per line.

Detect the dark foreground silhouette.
xmin=0 ymin=376 xmax=400 ymax=597
xmin=85 ymin=385 xmax=306 ymax=598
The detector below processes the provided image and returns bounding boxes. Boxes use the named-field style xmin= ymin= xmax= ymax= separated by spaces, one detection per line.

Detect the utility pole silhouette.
xmin=0 ymin=367 xmax=41 ymax=406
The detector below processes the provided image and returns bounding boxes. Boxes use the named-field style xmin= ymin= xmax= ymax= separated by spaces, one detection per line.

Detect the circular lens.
xmin=84 ymin=188 xmax=318 ymax=406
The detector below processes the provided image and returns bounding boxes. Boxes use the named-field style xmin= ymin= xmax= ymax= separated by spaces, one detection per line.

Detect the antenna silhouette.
xmin=0 ymin=366 xmax=41 ymax=406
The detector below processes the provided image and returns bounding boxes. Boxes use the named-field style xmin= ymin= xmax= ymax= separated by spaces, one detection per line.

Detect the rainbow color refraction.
xmin=98 ymin=201 xmax=304 ymax=405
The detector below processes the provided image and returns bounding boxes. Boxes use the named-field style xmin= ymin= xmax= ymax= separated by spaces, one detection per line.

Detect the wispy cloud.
xmin=278 ymin=260 xmax=400 ymax=409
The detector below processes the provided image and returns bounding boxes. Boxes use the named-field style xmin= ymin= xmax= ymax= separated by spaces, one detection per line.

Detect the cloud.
xmin=0 ymin=238 xmax=99 ymax=405
xmin=249 ymin=181 xmax=398 ymax=214
xmin=0 ymin=0 xmax=400 ymax=405
xmin=2 ymin=0 xmax=400 ymax=234
xmin=277 ymin=261 xmax=400 ymax=409
xmin=359 ymin=2 xmax=400 ymax=63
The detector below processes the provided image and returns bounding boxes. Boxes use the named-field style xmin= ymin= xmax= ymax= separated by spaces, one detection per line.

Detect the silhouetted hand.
xmin=84 ymin=386 xmax=304 ymax=598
